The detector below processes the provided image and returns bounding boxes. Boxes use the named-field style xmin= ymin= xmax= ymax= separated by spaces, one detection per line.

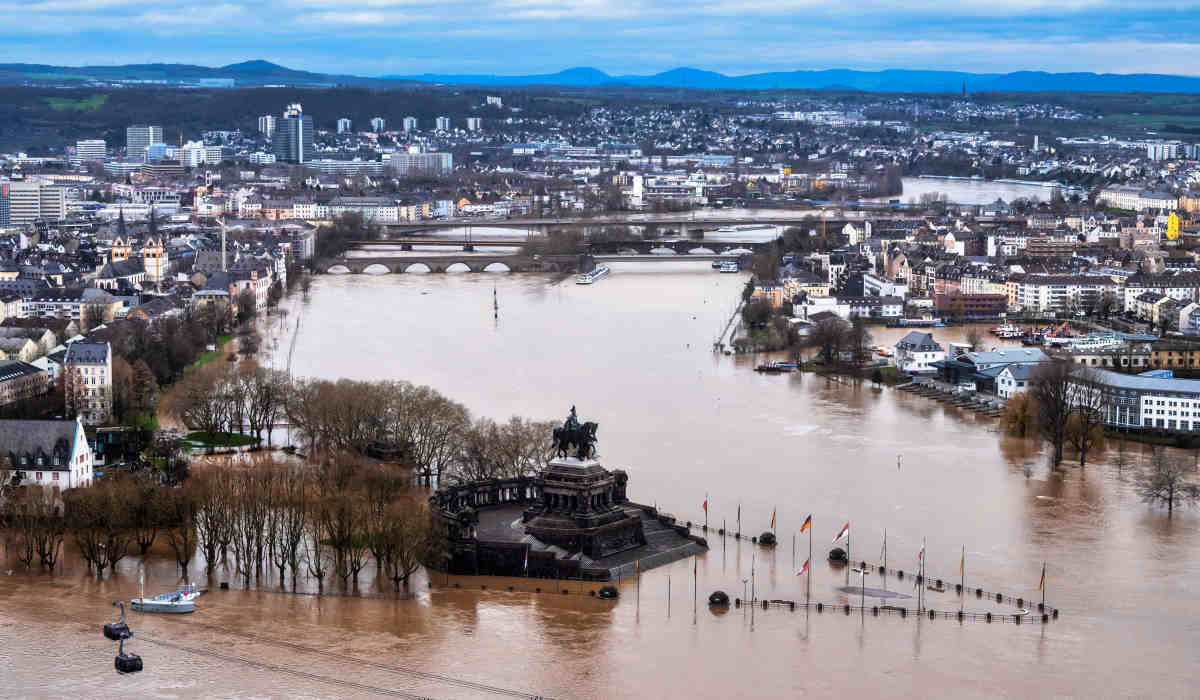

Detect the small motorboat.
xmin=131 ymin=573 xmax=199 ymax=614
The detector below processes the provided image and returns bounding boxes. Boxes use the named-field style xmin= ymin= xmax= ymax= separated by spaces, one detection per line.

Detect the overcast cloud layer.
xmin=7 ymin=0 xmax=1200 ymax=76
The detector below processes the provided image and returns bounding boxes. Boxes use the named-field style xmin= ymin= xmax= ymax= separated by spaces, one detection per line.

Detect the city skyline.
xmin=8 ymin=0 xmax=1200 ymax=76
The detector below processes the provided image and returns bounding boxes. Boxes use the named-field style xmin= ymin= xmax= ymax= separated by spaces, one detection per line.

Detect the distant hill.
xmin=5 ymin=59 xmax=1200 ymax=93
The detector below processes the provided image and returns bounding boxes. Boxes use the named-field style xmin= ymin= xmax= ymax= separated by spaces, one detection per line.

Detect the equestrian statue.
xmin=552 ymin=405 xmax=599 ymax=459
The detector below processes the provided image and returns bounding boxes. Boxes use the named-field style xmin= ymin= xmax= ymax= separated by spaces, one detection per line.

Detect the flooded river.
xmin=5 ymin=264 xmax=1199 ymax=698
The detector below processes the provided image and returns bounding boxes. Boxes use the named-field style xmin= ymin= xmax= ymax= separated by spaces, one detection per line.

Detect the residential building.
xmin=0 ymin=183 xmax=8 ymax=227
xmin=934 ymin=293 xmax=1008 ymax=317
xmin=862 ymin=272 xmax=908 ymax=298
xmin=258 ymin=115 xmax=276 ymax=138
xmin=4 ymin=180 xmax=66 ymax=226
xmin=486 ymin=96 xmax=502 ymax=107
xmin=435 ymin=116 xmax=451 ymax=131
xmin=74 ymin=139 xmax=106 ymax=164
xmin=370 ymin=117 xmax=385 ymax=132
xmin=466 ymin=117 xmax=482 ymax=131
xmin=274 ymin=103 xmax=314 ymax=164
xmin=894 ymin=331 xmax=945 ymax=373
xmin=383 ymin=152 xmax=453 ymax=176
xmin=0 ymin=360 xmax=49 ymax=407
xmin=1150 ymin=341 xmax=1200 ymax=370
xmin=64 ymin=342 xmax=112 ymax=425
xmin=1098 ymin=186 xmax=1177 ymax=212
xmin=841 ymin=295 xmax=903 ymax=319
xmin=126 ymin=124 xmax=163 ymax=162
xmin=996 ymin=364 xmax=1034 ymax=399
xmin=402 ymin=116 xmax=418 ymax=133
xmin=337 ymin=118 xmax=352 ymax=134
xmin=0 ymin=416 xmax=94 ymax=488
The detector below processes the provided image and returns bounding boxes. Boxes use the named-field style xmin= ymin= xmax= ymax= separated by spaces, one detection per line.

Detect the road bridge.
xmin=349 ymin=238 xmax=767 ymax=254
xmin=315 ymin=255 xmax=551 ymax=274
xmin=379 ymin=215 xmax=853 ymax=234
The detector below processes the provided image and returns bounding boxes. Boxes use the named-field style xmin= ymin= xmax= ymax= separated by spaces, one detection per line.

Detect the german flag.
xmin=800 ymin=514 xmax=811 ymax=533
xmin=1037 ymin=562 xmax=1046 ymax=591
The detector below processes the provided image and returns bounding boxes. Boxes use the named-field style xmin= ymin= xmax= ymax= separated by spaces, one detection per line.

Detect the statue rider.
xmin=564 ymin=405 xmax=580 ymax=433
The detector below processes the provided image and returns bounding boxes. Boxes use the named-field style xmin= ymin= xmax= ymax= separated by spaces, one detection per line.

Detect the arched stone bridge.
xmin=315 ymin=255 xmax=566 ymax=274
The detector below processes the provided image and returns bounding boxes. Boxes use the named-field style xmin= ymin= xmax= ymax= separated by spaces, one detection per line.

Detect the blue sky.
xmin=6 ymin=0 xmax=1200 ymax=76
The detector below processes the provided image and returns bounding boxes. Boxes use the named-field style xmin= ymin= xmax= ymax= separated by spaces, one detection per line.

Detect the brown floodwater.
xmin=4 ymin=261 xmax=1199 ymax=698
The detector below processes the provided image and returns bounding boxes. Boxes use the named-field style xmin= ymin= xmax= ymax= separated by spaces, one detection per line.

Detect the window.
xmin=35 ymin=472 xmax=42 ymax=480
xmin=52 ymin=472 xmax=59 ymax=481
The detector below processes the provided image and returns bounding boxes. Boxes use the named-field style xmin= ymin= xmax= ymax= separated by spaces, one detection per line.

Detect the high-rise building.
xmin=3 ymin=180 xmax=66 ymax=226
xmin=337 ymin=118 xmax=352 ymax=134
xmin=0 ymin=184 xmax=9 ymax=228
xmin=466 ymin=117 xmax=482 ymax=132
xmin=274 ymin=104 xmax=314 ymax=164
xmin=1032 ymin=135 xmax=1039 ymax=153
xmin=75 ymin=139 xmax=106 ymax=164
xmin=126 ymin=125 xmax=163 ymax=162
xmin=258 ymin=115 xmax=276 ymax=139
xmin=486 ymin=95 xmax=503 ymax=107
xmin=435 ymin=116 xmax=451 ymax=131
xmin=370 ymin=117 xmax=386 ymax=132
xmin=402 ymin=116 xmax=418 ymax=133
xmin=384 ymin=152 xmax=454 ymax=176
xmin=65 ymin=342 xmax=112 ymax=425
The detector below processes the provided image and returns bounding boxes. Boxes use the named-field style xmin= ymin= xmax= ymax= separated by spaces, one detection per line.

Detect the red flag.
xmin=832 ymin=522 xmax=849 ymax=543
xmin=796 ymin=558 xmax=810 ymax=576
xmin=702 ymin=497 xmax=708 ymax=513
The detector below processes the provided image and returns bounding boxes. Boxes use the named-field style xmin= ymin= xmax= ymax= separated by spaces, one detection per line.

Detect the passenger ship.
xmin=576 ymin=265 xmax=611 ymax=285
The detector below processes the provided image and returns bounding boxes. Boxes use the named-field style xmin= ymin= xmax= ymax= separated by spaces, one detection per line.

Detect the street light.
xmin=852 ymin=567 xmax=871 ymax=614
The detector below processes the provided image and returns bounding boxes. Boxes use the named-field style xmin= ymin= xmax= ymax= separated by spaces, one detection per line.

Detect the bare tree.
xmin=164 ymin=486 xmax=199 ymax=580
xmin=1136 ymin=449 xmax=1200 ymax=516
xmin=1068 ymin=366 xmax=1109 ymax=467
xmin=1030 ymin=360 xmax=1074 ymax=467
xmin=965 ymin=327 xmax=983 ymax=352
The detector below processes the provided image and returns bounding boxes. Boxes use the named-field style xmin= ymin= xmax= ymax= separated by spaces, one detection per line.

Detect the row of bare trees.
xmin=1005 ymin=360 xmax=1109 ymax=468
xmin=285 ymin=378 xmax=555 ymax=486
xmin=182 ymin=456 xmax=435 ymax=592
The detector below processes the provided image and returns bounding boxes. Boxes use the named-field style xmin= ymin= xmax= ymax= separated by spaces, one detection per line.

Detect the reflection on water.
xmin=6 ymin=267 xmax=1200 ymax=697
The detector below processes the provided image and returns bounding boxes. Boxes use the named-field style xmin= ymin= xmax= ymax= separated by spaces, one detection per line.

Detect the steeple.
xmin=116 ymin=209 xmax=126 ymax=238
xmin=147 ymin=206 xmax=158 ymax=243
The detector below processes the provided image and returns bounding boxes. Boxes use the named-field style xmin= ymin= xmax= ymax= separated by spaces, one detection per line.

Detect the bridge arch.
xmin=403 ymin=262 xmax=432 ymax=274
xmin=648 ymin=247 xmax=679 ymax=255
xmin=688 ymin=247 xmax=715 ymax=255
xmin=362 ymin=263 xmax=392 ymax=275
xmin=326 ymin=264 xmax=351 ymax=274
xmin=445 ymin=262 xmax=472 ymax=273
xmin=483 ymin=262 xmax=512 ymax=272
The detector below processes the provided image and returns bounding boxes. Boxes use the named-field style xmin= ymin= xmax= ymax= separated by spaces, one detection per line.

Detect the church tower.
xmin=142 ymin=236 xmax=166 ymax=283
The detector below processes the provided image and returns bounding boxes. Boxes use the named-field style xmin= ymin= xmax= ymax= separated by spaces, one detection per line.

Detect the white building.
xmin=1098 ymin=186 xmax=1178 ymax=212
xmin=370 ymin=117 xmax=386 ymax=132
xmin=337 ymin=118 xmax=352 ymax=134
xmin=466 ymin=117 xmax=482 ymax=132
xmin=402 ymin=116 xmax=418 ymax=133
xmin=894 ymin=331 xmax=945 ymax=373
xmin=258 ymin=115 xmax=276 ymax=139
xmin=3 ymin=179 xmax=66 ymax=226
xmin=74 ymin=139 xmax=106 ymax=164
xmin=435 ymin=116 xmax=451 ymax=131
xmin=863 ymin=272 xmax=908 ymax=299
xmin=0 ymin=416 xmax=94 ymax=488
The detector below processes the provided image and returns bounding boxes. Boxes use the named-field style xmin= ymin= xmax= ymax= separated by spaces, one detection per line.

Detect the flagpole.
xmin=1041 ymin=561 xmax=1046 ymax=610
xmin=882 ymin=529 xmax=888 ymax=591
xmin=960 ymin=545 xmax=965 ymax=614
xmin=792 ymin=533 xmax=795 ymax=571
xmin=751 ymin=550 xmax=756 ymax=603
xmin=704 ymin=492 xmax=709 ymax=531
xmin=807 ymin=517 xmax=812 ymax=605
xmin=846 ymin=521 xmax=852 ymax=585
xmin=637 ymin=561 xmax=641 ymax=613
xmin=668 ymin=573 xmax=671 ymax=618
xmin=736 ymin=503 xmax=741 ymax=537
xmin=693 ymin=556 xmax=698 ymax=619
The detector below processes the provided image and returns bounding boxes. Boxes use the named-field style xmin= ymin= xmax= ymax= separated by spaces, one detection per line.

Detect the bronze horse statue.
xmin=553 ymin=421 xmax=598 ymax=459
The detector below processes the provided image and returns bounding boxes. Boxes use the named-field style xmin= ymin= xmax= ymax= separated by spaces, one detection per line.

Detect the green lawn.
xmin=183 ymin=431 xmax=259 ymax=448
xmin=43 ymin=94 xmax=108 ymax=111
xmin=185 ymin=334 xmax=234 ymax=372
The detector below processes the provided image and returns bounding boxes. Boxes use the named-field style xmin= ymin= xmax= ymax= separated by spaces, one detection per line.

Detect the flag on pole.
xmin=1037 ymin=562 xmax=1045 ymax=591
xmin=635 ymin=559 xmax=640 ymax=575
xmin=796 ymin=558 xmax=810 ymax=576
xmin=702 ymin=496 xmax=708 ymax=513
xmin=959 ymin=547 xmax=965 ymax=576
xmin=918 ymin=542 xmax=925 ymax=564
xmin=523 ymin=548 xmax=529 ymax=574
xmin=832 ymin=522 xmax=850 ymax=543
xmin=800 ymin=514 xmax=811 ymax=532
xmin=770 ymin=507 xmax=777 ymax=530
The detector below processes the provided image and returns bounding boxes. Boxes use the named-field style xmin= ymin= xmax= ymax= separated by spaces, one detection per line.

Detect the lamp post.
xmin=852 ymin=567 xmax=871 ymax=617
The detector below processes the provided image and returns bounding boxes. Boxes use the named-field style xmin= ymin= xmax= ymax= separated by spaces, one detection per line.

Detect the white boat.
xmin=1063 ymin=333 xmax=1124 ymax=351
xmin=576 ymin=265 xmax=611 ymax=285
xmin=719 ymin=261 xmax=739 ymax=273
xmin=131 ymin=574 xmax=199 ymax=614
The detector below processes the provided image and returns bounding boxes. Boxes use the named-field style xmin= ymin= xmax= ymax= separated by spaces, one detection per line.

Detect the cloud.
xmin=6 ymin=0 xmax=1200 ymax=75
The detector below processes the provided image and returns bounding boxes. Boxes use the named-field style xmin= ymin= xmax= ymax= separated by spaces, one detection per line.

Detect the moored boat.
xmin=131 ymin=579 xmax=199 ymax=614
xmin=576 ymin=265 xmax=611 ymax=285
